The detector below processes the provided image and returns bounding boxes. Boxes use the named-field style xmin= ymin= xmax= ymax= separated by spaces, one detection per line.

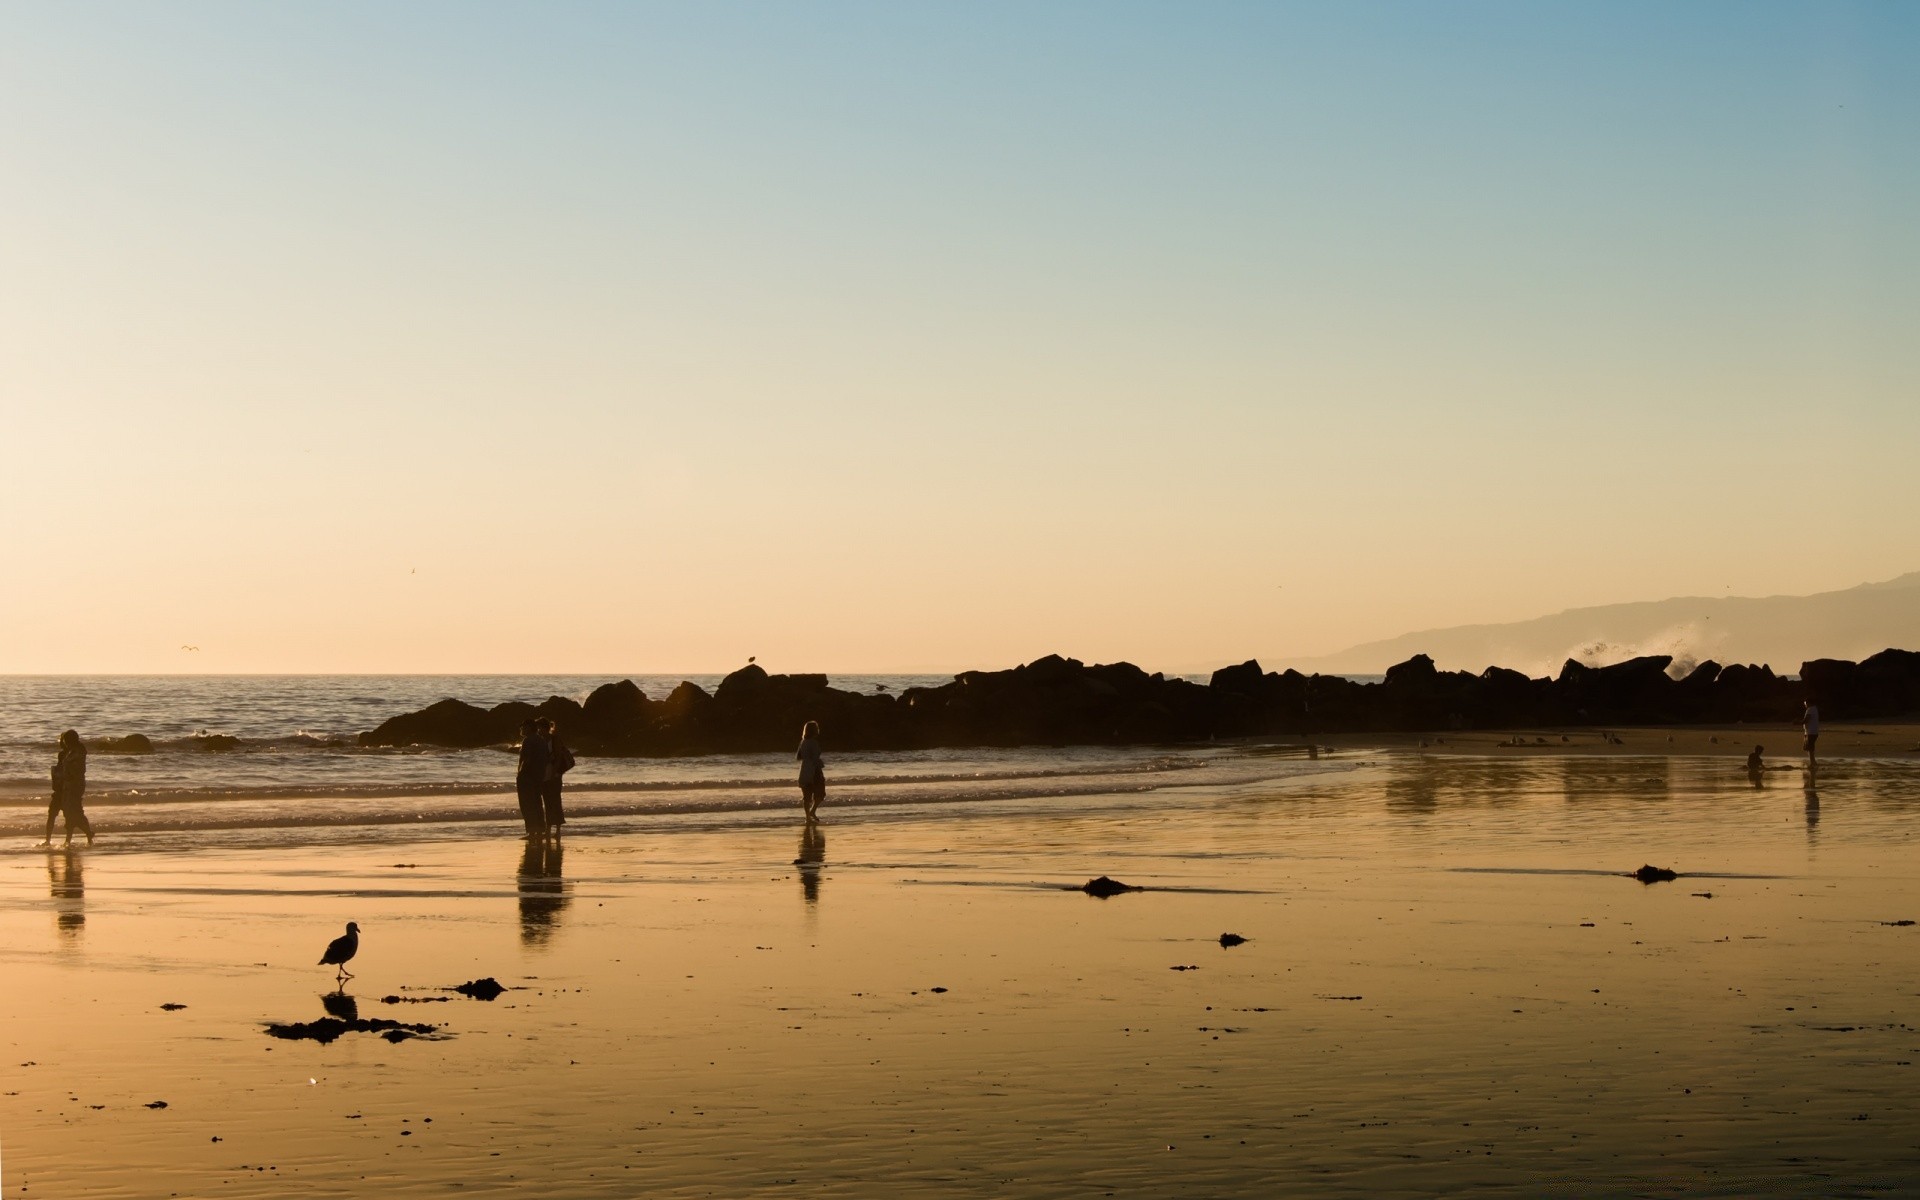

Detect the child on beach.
xmin=796 ymin=720 xmax=825 ymax=820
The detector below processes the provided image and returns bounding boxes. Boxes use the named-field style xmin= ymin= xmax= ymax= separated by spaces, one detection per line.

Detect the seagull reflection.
xmin=48 ymin=848 xmax=84 ymax=938
xmin=518 ymin=838 xmax=570 ymax=946
xmin=321 ymin=989 xmax=360 ymax=1022
xmin=794 ymin=817 xmax=825 ymax=906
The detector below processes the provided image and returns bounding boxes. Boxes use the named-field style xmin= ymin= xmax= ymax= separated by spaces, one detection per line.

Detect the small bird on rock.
xmin=319 ymin=921 xmax=360 ymax=981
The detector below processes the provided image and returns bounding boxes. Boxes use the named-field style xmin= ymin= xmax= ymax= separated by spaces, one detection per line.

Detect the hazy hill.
xmin=1284 ymin=572 xmax=1920 ymax=678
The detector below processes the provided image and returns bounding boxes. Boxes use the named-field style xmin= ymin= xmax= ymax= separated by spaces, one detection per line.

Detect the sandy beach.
xmin=5 ymin=745 xmax=1920 ymax=1197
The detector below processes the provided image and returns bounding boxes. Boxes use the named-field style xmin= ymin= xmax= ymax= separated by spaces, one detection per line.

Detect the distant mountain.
xmin=1284 ymin=572 xmax=1920 ymax=678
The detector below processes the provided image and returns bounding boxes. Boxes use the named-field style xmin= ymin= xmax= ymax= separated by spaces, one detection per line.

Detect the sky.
xmin=1 ymin=1 xmax=1915 ymax=674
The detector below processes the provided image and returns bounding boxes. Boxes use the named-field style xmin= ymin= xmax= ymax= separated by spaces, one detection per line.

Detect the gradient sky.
xmin=2 ymin=1 xmax=1915 ymax=674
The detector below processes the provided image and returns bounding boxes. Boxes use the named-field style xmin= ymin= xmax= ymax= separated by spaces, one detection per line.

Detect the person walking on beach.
xmin=516 ymin=719 xmax=551 ymax=838
xmin=1801 ymin=699 xmax=1821 ymax=772
xmin=539 ymin=717 xmax=573 ymax=836
xmin=43 ymin=730 xmax=93 ymax=847
xmin=796 ymin=720 xmax=826 ymax=820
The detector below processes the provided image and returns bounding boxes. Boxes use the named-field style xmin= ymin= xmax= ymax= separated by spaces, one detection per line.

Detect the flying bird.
xmin=319 ymin=921 xmax=360 ymax=981
xmin=181 ymin=645 xmax=199 ymax=652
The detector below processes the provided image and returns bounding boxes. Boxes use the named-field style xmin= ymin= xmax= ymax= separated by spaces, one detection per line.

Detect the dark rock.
xmin=159 ymin=1003 xmax=187 ymax=1011
xmin=265 ymin=1017 xmax=441 ymax=1044
xmin=451 ymin=977 xmax=507 ymax=1001
xmin=94 ymin=734 xmax=154 ymax=754
xmin=1218 ymin=933 xmax=1248 ymax=947
xmin=1383 ymin=654 xmax=1438 ymax=689
xmin=145 ymin=1100 xmax=168 ymax=1109
xmin=359 ymin=698 xmax=512 ymax=748
xmin=714 ymin=663 xmax=771 ymax=701
xmin=1208 ymin=660 xmax=1266 ymax=697
xmin=1634 ymin=864 xmax=1679 ymax=883
xmin=1081 ymin=876 xmax=1142 ymax=897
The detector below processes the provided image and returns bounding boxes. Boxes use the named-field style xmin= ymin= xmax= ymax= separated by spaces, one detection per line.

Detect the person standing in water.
xmin=796 ymin=720 xmax=825 ymax=820
xmin=1801 ymin=699 xmax=1821 ymax=772
xmin=43 ymin=730 xmax=93 ymax=847
xmin=540 ymin=717 xmax=573 ymax=837
xmin=515 ymin=718 xmax=551 ymax=838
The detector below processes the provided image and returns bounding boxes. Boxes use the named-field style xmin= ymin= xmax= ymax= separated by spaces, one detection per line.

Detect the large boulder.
xmin=360 ymin=698 xmax=515 ymax=748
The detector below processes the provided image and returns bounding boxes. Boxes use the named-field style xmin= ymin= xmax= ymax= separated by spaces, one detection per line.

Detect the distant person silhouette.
xmin=516 ymin=718 xmax=551 ymax=838
xmin=540 ymin=717 xmax=573 ymax=837
xmin=1746 ymin=744 xmax=1765 ymax=774
xmin=796 ymin=720 xmax=825 ymax=819
xmin=1801 ymin=700 xmax=1820 ymax=771
xmin=42 ymin=730 xmax=93 ymax=847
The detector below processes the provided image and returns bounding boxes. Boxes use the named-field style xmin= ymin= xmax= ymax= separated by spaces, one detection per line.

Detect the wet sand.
xmin=1320 ymin=720 xmax=1920 ymax=760
xmin=4 ymin=751 xmax=1920 ymax=1197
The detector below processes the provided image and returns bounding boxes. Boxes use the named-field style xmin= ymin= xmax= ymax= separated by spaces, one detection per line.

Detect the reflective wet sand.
xmin=3 ymin=753 xmax=1919 ymax=1197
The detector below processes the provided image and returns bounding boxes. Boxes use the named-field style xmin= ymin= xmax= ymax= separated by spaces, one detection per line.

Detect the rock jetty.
xmin=355 ymin=649 xmax=1920 ymax=756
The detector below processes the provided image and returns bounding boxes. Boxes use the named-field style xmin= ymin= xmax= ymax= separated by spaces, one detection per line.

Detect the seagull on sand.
xmin=319 ymin=921 xmax=360 ymax=981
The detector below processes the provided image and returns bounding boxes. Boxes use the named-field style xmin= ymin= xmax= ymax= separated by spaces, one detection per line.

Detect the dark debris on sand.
xmin=265 ymin=1017 xmax=443 ymax=1044
xmin=1219 ymin=933 xmax=1248 ymax=947
xmin=1634 ymin=864 xmax=1680 ymax=883
xmin=452 ymin=978 xmax=507 ymax=1001
xmin=1079 ymin=876 xmax=1143 ymax=898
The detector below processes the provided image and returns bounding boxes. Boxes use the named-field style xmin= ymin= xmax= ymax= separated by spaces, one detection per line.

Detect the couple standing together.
xmin=515 ymin=718 xmax=574 ymax=838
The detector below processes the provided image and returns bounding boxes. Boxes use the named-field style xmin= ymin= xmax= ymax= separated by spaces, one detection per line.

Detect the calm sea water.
xmin=0 ymin=675 xmax=1298 ymax=842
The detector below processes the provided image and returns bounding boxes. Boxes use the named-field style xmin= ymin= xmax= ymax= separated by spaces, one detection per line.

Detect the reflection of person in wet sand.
xmin=794 ymin=818 xmax=825 ymax=905
xmin=517 ymin=838 xmax=569 ymax=945
xmin=796 ymin=720 xmax=825 ymax=820
xmin=48 ymin=848 xmax=84 ymax=936
xmin=43 ymin=730 xmax=93 ymax=847
xmin=1804 ymin=785 xmax=1820 ymax=839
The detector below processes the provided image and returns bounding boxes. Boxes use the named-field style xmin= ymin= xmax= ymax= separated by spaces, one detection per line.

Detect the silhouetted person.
xmin=516 ymin=718 xmax=550 ymax=838
xmin=794 ymin=817 xmax=825 ymax=905
xmin=1801 ymin=700 xmax=1820 ymax=773
xmin=43 ymin=730 xmax=93 ymax=847
xmin=540 ymin=717 xmax=573 ymax=837
xmin=517 ymin=837 xmax=569 ymax=945
xmin=48 ymin=847 xmax=84 ymax=937
xmin=796 ymin=720 xmax=825 ymax=820
xmin=1746 ymin=744 xmax=1765 ymax=778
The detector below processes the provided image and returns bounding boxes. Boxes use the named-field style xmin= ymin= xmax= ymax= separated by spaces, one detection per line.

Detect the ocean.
xmin=0 ymin=674 xmax=1328 ymax=845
